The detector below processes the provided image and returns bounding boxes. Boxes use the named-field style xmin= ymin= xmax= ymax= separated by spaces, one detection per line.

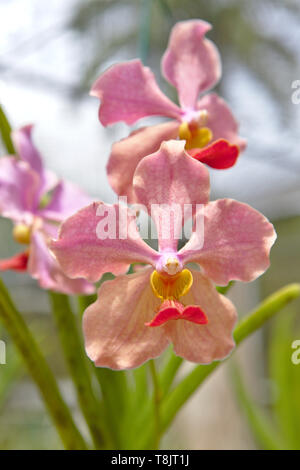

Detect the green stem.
xmin=0 ymin=279 xmax=87 ymax=450
xmin=78 ymin=292 xmax=127 ymax=448
xmin=229 ymin=361 xmax=285 ymax=450
xmin=160 ymin=352 xmax=183 ymax=397
xmin=93 ymin=367 xmax=128 ymax=448
xmin=138 ymin=283 xmax=300 ymax=448
xmin=48 ymin=292 xmax=108 ymax=449
xmin=0 ymin=105 xmax=15 ymax=154
xmin=77 ymin=294 xmax=97 ymax=318
xmin=149 ymin=359 xmax=161 ymax=449
xmin=138 ymin=0 xmax=154 ymax=64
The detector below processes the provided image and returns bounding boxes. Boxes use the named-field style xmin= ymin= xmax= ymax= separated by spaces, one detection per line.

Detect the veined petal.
xmin=161 ymin=20 xmax=221 ymax=109
xmin=39 ymin=180 xmax=92 ymax=222
xmin=178 ymin=199 xmax=276 ymax=285
xmin=12 ymin=125 xmax=57 ymax=194
xmin=107 ymin=121 xmax=179 ymax=202
xmin=83 ymin=268 xmax=169 ymax=370
xmin=197 ymin=93 xmax=246 ymax=150
xmin=163 ymin=270 xmax=237 ymax=363
xmin=133 ymin=140 xmax=210 ymax=251
xmin=28 ymin=229 xmax=95 ymax=294
xmin=91 ymin=59 xmax=181 ymax=126
xmin=190 ymin=139 xmax=240 ymax=169
xmin=51 ymin=202 xmax=160 ymax=282
xmin=0 ymin=157 xmax=39 ymax=223
xmin=12 ymin=125 xmax=43 ymax=175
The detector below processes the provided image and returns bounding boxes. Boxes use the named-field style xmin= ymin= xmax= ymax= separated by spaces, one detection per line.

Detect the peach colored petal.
xmin=51 ymin=202 xmax=159 ymax=282
xmin=107 ymin=121 xmax=179 ymax=202
xmin=83 ymin=268 xmax=169 ymax=369
xmin=133 ymin=140 xmax=210 ymax=251
xmin=163 ymin=270 xmax=237 ymax=363
xmin=91 ymin=59 xmax=181 ymax=126
xmin=178 ymin=199 xmax=276 ymax=285
xmin=161 ymin=20 xmax=221 ymax=109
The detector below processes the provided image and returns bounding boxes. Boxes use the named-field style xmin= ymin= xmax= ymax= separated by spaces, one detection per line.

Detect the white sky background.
xmin=0 ymin=0 xmax=300 ymax=219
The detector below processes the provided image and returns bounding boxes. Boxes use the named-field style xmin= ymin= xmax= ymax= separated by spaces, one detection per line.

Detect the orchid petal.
xmin=39 ymin=180 xmax=92 ymax=222
xmin=51 ymin=202 xmax=160 ymax=282
xmin=161 ymin=20 xmax=221 ymax=109
xmin=133 ymin=140 xmax=210 ymax=251
xmin=28 ymin=229 xmax=94 ymax=294
xmin=12 ymin=125 xmax=43 ymax=175
xmin=91 ymin=59 xmax=181 ymax=126
xmin=83 ymin=268 xmax=169 ymax=370
xmin=12 ymin=125 xmax=57 ymax=194
xmin=107 ymin=121 xmax=179 ymax=202
xmin=164 ymin=270 xmax=237 ymax=363
xmin=197 ymin=93 xmax=246 ymax=150
xmin=178 ymin=199 xmax=276 ymax=285
xmin=0 ymin=157 xmax=39 ymax=223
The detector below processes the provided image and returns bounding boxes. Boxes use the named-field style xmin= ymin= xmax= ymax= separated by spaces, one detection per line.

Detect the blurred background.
xmin=0 ymin=0 xmax=299 ymax=449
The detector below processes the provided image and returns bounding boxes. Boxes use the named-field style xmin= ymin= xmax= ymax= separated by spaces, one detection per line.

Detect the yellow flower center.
xmin=13 ymin=224 xmax=31 ymax=245
xmin=150 ymin=269 xmax=193 ymax=301
xmin=179 ymin=113 xmax=213 ymax=150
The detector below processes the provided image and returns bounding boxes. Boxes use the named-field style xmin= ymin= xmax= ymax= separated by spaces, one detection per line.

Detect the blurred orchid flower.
xmin=0 ymin=125 xmax=94 ymax=294
xmin=51 ymin=141 xmax=275 ymax=369
xmin=91 ymin=20 xmax=246 ymax=201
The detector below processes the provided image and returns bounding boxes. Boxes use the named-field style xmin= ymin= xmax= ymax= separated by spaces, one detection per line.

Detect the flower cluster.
xmin=52 ymin=141 xmax=275 ymax=369
xmin=0 ymin=125 xmax=94 ymax=294
xmin=1 ymin=19 xmax=276 ymax=370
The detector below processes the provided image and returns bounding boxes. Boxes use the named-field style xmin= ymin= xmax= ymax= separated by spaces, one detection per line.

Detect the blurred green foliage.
xmin=231 ymin=216 xmax=300 ymax=450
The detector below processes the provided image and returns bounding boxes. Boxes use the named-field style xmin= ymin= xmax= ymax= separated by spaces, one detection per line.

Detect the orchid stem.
xmin=48 ymin=292 xmax=108 ymax=449
xmin=0 ymin=279 xmax=87 ymax=450
xmin=149 ymin=359 xmax=162 ymax=449
xmin=138 ymin=0 xmax=154 ymax=64
xmin=0 ymin=105 xmax=15 ymax=154
xmin=138 ymin=283 xmax=300 ymax=449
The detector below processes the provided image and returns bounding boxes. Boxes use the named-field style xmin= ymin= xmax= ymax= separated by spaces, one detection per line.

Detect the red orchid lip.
xmin=0 ymin=251 xmax=29 ymax=272
xmin=146 ymin=300 xmax=208 ymax=327
xmin=189 ymin=138 xmax=240 ymax=169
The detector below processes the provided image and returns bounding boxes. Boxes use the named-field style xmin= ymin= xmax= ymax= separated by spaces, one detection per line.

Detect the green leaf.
xmin=49 ymin=292 xmax=108 ymax=449
xmin=230 ymin=361 xmax=284 ymax=450
xmin=0 ymin=279 xmax=87 ymax=450
xmin=269 ymin=309 xmax=300 ymax=449
xmin=136 ymin=283 xmax=300 ymax=448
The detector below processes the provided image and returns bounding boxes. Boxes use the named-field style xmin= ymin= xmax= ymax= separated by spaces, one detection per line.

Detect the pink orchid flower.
xmin=91 ymin=20 xmax=246 ymax=202
xmin=51 ymin=141 xmax=275 ymax=370
xmin=0 ymin=125 xmax=94 ymax=295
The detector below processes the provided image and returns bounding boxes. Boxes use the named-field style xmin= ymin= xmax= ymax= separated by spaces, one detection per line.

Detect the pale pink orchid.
xmin=91 ymin=20 xmax=246 ymax=202
xmin=51 ymin=141 xmax=275 ymax=370
xmin=0 ymin=125 xmax=94 ymax=294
